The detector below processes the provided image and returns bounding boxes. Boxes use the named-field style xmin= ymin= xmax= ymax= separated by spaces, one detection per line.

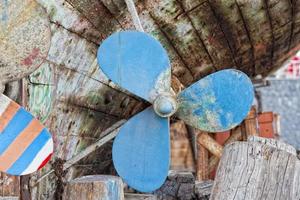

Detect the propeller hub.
xmin=153 ymin=94 xmax=177 ymax=118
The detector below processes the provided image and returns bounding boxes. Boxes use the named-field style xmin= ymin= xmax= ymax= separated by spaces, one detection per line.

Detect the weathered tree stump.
xmin=62 ymin=175 xmax=124 ymax=200
xmin=211 ymin=136 xmax=300 ymax=200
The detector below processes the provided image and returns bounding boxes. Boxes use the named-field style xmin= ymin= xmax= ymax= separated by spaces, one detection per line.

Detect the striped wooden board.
xmin=0 ymin=94 xmax=53 ymax=176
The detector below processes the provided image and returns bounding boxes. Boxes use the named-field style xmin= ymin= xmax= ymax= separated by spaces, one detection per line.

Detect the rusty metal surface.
xmin=0 ymin=0 xmax=51 ymax=88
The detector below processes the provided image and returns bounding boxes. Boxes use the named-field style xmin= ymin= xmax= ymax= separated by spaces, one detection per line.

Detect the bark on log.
xmin=62 ymin=175 xmax=124 ymax=200
xmin=210 ymin=137 xmax=300 ymax=200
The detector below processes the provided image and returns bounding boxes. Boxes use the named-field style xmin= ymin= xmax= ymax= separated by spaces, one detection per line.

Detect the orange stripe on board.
xmin=0 ymin=119 xmax=44 ymax=172
xmin=0 ymin=101 xmax=20 ymax=132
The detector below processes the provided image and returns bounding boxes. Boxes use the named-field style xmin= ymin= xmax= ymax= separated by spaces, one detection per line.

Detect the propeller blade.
xmin=97 ymin=31 xmax=171 ymax=102
xmin=112 ymin=107 xmax=170 ymax=192
xmin=0 ymin=0 xmax=51 ymax=85
xmin=0 ymin=94 xmax=53 ymax=175
xmin=176 ymin=69 xmax=254 ymax=132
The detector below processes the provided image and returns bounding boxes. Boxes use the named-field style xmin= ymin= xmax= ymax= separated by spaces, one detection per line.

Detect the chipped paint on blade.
xmin=176 ymin=69 xmax=254 ymax=132
xmin=0 ymin=0 xmax=51 ymax=85
xmin=97 ymin=31 xmax=171 ymax=102
xmin=112 ymin=107 xmax=170 ymax=192
xmin=0 ymin=94 xmax=53 ymax=176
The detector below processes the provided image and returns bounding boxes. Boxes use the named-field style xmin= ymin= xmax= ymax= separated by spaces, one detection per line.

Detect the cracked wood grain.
xmin=185 ymin=1 xmax=236 ymax=70
xmin=207 ymin=0 xmax=254 ymax=75
xmin=211 ymin=138 xmax=300 ymax=200
xmin=175 ymin=0 xmax=218 ymax=71
xmin=146 ymin=0 xmax=216 ymax=80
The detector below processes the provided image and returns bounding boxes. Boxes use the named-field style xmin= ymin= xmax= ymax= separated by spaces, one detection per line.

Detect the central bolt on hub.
xmin=153 ymin=94 xmax=177 ymax=118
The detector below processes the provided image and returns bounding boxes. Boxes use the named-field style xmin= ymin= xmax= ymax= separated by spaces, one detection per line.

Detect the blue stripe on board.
xmin=7 ymin=129 xmax=51 ymax=175
xmin=0 ymin=108 xmax=33 ymax=155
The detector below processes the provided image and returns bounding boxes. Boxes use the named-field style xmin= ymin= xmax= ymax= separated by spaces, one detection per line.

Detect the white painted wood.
xmin=0 ymin=94 xmax=11 ymax=116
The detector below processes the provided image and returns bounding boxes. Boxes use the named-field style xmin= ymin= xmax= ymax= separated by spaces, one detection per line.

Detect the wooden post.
xmin=197 ymin=133 xmax=223 ymax=158
xmin=196 ymin=132 xmax=209 ymax=181
xmin=62 ymin=175 xmax=124 ymax=200
xmin=243 ymin=106 xmax=259 ymax=137
xmin=170 ymin=121 xmax=195 ymax=171
xmin=210 ymin=137 xmax=299 ymax=200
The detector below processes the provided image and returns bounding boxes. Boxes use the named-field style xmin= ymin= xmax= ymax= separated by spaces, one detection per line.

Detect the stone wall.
xmin=257 ymin=79 xmax=300 ymax=149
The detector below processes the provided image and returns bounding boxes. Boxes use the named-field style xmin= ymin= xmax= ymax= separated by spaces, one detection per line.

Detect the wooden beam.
xmin=196 ymin=132 xmax=209 ymax=181
xmin=62 ymin=175 xmax=124 ymax=200
xmin=197 ymin=132 xmax=223 ymax=158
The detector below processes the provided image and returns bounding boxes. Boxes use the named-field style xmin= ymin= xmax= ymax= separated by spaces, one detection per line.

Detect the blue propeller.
xmin=97 ymin=31 xmax=254 ymax=192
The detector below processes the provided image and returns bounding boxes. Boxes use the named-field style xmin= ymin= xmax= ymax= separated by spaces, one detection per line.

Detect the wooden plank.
xmin=196 ymin=132 xmax=209 ymax=181
xmin=186 ymin=2 xmax=235 ymax=70
xmin=65 ymin=0 xmax=122 ymax=35
xmin=208 ymin=0 xmax=254 ymax=75
xmin=267 ymin=0 xmax=293 ymax=60
xmin=37 ymin=0 xmax=103 ymax=44
xmin=62 ymin=175 xmax=124 ymax=200
xmin=236 ymin=0 xmax=273 ymax=75
xmin=146 ymin=0 xmax=215 ymax=79
xmin=170 ymin=121 xmax=195 ymax=171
